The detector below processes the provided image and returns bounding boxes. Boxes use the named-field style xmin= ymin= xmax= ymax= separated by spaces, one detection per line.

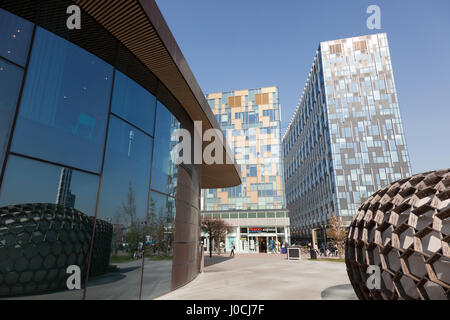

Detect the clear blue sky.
xmin=156 ymin=0 xmax=450 ymax=174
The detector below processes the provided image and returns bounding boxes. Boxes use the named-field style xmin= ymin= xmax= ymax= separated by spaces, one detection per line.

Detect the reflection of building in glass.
xmin=167 ymin=117 xmax=180 ymax=197
xmin=283 ymin=33 xmax=411 ymax=243
xmin=127 ymin=130 xmax=134 ymax=157
xmin=201 ymin=87 xmax=290 ymax=252
xmin=56 ymin=168 xmax=76 ymax=208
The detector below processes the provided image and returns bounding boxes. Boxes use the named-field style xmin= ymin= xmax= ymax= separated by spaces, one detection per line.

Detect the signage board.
xmin=287 ymin=247 xmax=301 ymax=260
xmin=248 ymin=227 xmax=276 ymax=233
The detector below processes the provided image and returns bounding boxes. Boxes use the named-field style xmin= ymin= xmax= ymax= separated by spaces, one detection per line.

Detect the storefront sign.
xmin=248 ymin=227 xmax=276 ymax=233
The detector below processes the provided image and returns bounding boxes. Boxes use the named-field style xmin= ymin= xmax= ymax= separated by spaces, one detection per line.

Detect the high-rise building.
xmin=201 ymin=87 xmax=290 ymax=253
xmin=283 ymin=33 xmax=411 ymax=244
xmin=56 ymin=168 xmax=76 ymax=208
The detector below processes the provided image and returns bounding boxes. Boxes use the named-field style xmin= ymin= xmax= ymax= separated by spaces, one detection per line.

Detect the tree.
xmin=117 ymin=182 xmax=143 ymax=257
xmin=146 ymin=198 xmax=175 ymax=257
xmin=212 ymin=221 xmax=228 ymax=256
xmin=201 ymin=217 xmax=230 ymax=258
xmin=326 ymin=213 xmax=347 ymax=258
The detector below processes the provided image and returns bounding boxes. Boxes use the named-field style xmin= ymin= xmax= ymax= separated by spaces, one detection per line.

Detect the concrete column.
xmin=311 ymin=228 xmax=319 ymax=250
xmin=236 ymin=226 xmax=240 ymax=252
xmin=284 ymin=226 xmax=288 ymax=245
xmin=322 ymin=225 xmax=327 ymax=245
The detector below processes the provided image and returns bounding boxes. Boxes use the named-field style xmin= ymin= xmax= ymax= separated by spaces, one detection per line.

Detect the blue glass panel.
xmin=0 ymin=155 xmax=99 ymax=216
xmin=247 ymin=165 xmax=257 ymax=177
xmin=11 ymin=27 xmax=113 ymax=173
xmin=90 ymin=115 xmax=153 ymax=300
xmin=111 ymin=70 xmax=156 ymax=135
xmin=97 ymin=115 xmax=153 ymax=223
xmin=0 ymin=58 xmax=23 ymax=173
xmin=0 ymin=154 xmax=98 ymax=299
xmin=142 ymin=192 xmax=175 ymax=299
xmin=0 ymin=8 xmax=33 ymax=66
xmin=150 ymin=101 xmax=179 ymax=196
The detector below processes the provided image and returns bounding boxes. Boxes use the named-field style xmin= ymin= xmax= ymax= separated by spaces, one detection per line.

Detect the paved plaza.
xmin=156 ymin=253 xmax=358 ymax=300
xmin=4 ymin=253 xmax=357 ymax=300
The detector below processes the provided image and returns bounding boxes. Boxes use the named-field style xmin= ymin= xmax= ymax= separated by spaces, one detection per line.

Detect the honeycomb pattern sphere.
xmin=88 ymin=217 xmax=113 ymax=277
xmin=345 ymin=169 xmax=450 ymax=300
xmin=0 ymin=203 xmax=113 ymax=297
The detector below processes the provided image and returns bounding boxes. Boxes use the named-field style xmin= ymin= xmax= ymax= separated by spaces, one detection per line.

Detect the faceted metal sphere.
xmin=345 ymin=169 xmax=450 ymax=300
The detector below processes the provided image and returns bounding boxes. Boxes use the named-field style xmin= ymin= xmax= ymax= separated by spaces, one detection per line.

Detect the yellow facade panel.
xmin=219 ymin=191 xmax=229 ymax=204
xmin=261 ymin=86 xmax=277 ymax=94
xmin=234 ymin=90 xmax=249 ymax=96
xmin=208 ymin=93 xmax=222 ymax=99
xmin=247 ymin=177 xmax=257 ymax=184
xmin=249 ymin=191 xmax=258 ymax=203
xmin=228 ymin=96 xmax=235 ymax=107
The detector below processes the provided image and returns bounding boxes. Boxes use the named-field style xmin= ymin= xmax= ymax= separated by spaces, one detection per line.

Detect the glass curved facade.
xmin=0 ymin=8 xmax=181 ymax=300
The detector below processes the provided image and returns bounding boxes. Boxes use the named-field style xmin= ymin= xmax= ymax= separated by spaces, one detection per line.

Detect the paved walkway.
xmin=156 ymin=253 xmax=357 ymax=300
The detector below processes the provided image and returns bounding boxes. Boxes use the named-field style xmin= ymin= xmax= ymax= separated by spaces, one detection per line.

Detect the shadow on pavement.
xmin=86 ymin=266 xmax=141 ymax=287
xmin=115 ymin=266 xmax=141 ymax=274
xmin=320 ymin=284 xmax=358 ymax=300
xmin=204 ymin=254 xmax=234 ymax=268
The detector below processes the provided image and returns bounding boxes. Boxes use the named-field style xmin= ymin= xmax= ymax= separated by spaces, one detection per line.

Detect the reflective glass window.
xmin=276 ymin=212 xmax=285 ymax=218
xmin=0 ymin=155 xmax=98 ymax=215
xmin=0 ymin=155 xmax=99 ymax=299
xmin=0 ymin=58 xmax=23 ymax=173
xmin=247 ymin=165 xmax=257 ymax=177
xmin=97 ymin=116 xmax=153 ymax=223
xmin=89 ymin=115 xmax=153 ymax=300
xmin=141 ymin=192 xmax=175 ymax=299
xmin=111 ymin=71 xmax=156 ymax=135
xmin=11 ymin=27 xmax=113 ymax=173
xmin=150 ymin=101 xmax=179 ymax=196
xmin=0 ymin=8 xmax=33 ymax=66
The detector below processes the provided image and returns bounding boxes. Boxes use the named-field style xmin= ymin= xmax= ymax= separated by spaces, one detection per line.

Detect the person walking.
xmin=269 ymin=238 xmax=274 ymax=254
xmin=230 ymin=242 xmax=235 ymax=257
xmin=281 ymin=241 xmax=286 ymax=254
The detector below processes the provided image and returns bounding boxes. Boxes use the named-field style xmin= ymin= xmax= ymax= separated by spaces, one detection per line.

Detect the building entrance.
xmin=248 ymin=236 xmax=257 ymax=252
xmin=240 ymin=231 xmax=283 ymax=253
xmin=258 ymin=237 xmax=267 ymax=253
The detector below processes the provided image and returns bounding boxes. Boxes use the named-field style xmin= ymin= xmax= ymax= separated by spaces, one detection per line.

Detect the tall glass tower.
xmin=283 ymin=33 xmax=411 ymax=242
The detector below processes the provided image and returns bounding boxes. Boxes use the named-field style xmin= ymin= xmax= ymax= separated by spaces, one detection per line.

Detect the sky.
xmin=156 ymin=0 xmax=450 ymax=174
